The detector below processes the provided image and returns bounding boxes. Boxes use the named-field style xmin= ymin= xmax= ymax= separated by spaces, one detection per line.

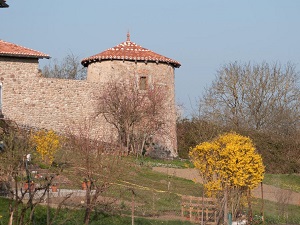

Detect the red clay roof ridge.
xmin=0 ymin=39 xmax=50 ymax=59
xmin=81 ymin=34 xmax=181 ymax=68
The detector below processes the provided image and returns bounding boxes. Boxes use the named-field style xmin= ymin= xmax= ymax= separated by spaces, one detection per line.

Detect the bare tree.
xmin=65 ymin=120 xmax=127 ymax=225
xmin=0 ymin=120 xmax=33 ymax=225
xmin=199 ymin=62 xmax=300 ymax=135
xmin=96 ymin=80 xmax=167 ymax=156
xmin=42 ymin=52 xmax=87 ymax=80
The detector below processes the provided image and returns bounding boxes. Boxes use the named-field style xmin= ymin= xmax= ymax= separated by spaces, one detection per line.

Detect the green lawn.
xmin=0 ymin=197 xmax=193 ymax=225
xmin=263 ymin=173 xmax=300 ymax=193
xmin=135 ymin=156 xmax=194 ymax=169
xmin=252 ymin=198 xmax=300 ymax=224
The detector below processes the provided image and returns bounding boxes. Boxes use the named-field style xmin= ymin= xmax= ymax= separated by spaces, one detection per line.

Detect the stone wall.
xmin=0 ymin=57 xmax=177 ymax=157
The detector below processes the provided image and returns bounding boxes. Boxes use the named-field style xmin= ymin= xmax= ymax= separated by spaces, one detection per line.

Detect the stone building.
xmin=0 ymin=34 xmax=181 ymax=157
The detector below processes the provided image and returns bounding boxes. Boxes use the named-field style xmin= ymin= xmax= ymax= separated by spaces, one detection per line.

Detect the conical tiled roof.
xmin=0 ymin=40 xmax=50 ymax=59
xmin=81 ymin=33 xmax=181 ymax=68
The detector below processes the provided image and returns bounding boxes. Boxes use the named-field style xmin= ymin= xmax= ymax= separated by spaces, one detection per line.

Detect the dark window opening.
xmin=139 ymin=76 xmax=147 ymax=90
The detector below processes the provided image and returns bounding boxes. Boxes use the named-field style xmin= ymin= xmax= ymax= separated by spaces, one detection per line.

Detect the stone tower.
xmin=81 ymin=33 xmax=181 ymax=157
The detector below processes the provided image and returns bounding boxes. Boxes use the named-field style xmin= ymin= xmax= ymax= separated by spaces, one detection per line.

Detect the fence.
xmin=181 ymin=195 xmax=218 ymax=224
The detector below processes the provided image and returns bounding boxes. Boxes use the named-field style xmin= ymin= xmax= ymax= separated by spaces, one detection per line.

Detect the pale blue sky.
xmin=1 ymin=0 xmax=300 ymax=115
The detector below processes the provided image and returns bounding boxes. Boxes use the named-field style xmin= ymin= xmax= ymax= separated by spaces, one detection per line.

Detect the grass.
xmin=0 ymin=197 xmax=194 ymax=225
xmin=98 ymin=162 xmax=203 ymax=217
xmin=0 ymin=197 xmax=11 ymax=225
xmin=263 ymin=173 xmax=300 ymax=193
xmin=252 ymin=198 xmax=300 ymax=224
xmin=135 ymin=156 xmax=194 ymax=169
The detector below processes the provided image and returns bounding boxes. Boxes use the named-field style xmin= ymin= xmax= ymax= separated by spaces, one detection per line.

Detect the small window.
xmin=139 ymin=76 xmax=147 ymax=90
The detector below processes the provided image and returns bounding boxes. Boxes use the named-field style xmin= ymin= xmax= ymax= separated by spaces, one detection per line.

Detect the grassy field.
xmin=252 ymin=198 xmax=300 ymax=224
xmin=263 ymin=173 xmax=300 ymax=193
xmin=0 ymin=197 xmax=194 ymax=225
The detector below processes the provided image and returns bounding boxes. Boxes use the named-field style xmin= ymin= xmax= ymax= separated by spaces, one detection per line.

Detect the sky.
xmin=1 ymin=0 xmax=300 ymax=115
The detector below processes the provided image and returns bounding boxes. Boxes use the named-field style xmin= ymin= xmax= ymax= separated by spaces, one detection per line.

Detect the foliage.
xmin=177 ymin=118 xmax=223 ymax=158
xmin=189 ymin=132 xmax=265 ymax=221
xmin=177 ymin=116 xmax=300 ymax=173
xmin=190 ymin=132 xmax=265 ymax=192
xmin=31 ymin=129 xmax=61 ymax=165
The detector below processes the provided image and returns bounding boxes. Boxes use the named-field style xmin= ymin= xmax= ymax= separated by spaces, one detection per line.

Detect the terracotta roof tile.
xmin=0 ymin=40 xmax=50 ymax=59
xmin=81 ymin=34 xmax=181 ymax=68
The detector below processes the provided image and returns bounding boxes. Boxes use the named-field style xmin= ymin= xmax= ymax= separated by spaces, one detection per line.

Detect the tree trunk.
xmin=131 ymin=190 xmax=135 ymax=225
xmin=84 ymin=207 xmax=92 ymax=225
xmin=47 ymin=189 xmax=50 ymax=225
xmin=84 ymin=184 xmax=92 ymax=225
xmin=261 ymin=182 xmax=265 ymax=225
xmin=224 ymin=187 xmax=228 ymax=225
xmin=247 ymin=188 xmax=253 ymax=225
xmin=8 ymin=210 xmax=13 ymax=225
xmin=14 ymin=176 xmax=19 ymax=223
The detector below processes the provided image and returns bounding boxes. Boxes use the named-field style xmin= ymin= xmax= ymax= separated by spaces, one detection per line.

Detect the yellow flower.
xmin=31 ymin=129 xmax=61 ymax=165
xmin=189 ymin=132 xmax=265 ymax=195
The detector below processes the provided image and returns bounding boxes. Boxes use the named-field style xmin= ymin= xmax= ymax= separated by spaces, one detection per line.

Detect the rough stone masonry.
xmin=0 ymin=35 xmax=181 ymax=157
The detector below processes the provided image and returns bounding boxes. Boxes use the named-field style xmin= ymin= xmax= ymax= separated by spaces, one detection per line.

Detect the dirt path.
xmin=153 ymin=167 xmax=300 ymax=206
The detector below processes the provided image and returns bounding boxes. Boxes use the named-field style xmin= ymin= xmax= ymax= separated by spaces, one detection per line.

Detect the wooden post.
xmin=201 ymin=191 xmax=204 ymax=225
xmin=131 ymin=189 xmax=135 ymax=225
xmin=261 ymin=182 xmax=264 ymax=225
xmin=181 ymin=197 xmax=184 ymax=218
xmin=47 ymin=189 xmax=50 ymax=225
xmin=224 ymin=187 xmax=228 ymax=225
xmin=247 ymin=188 xmax=253 ymax=225
xmin=189 ymin=196 xmax=192 ymax=220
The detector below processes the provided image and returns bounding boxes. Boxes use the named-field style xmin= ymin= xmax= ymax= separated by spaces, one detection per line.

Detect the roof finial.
xmin=127 ymin=31 xmax=130 ymax=42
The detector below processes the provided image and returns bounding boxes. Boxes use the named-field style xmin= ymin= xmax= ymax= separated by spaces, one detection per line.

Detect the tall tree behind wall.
xmin=199 ymin=62 xmax=300 ymax=136
xmin=42 ymin=53 xmax=87 ymax=80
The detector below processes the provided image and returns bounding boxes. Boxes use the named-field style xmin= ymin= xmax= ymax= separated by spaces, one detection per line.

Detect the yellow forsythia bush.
xmin=31 ymin=130 xmax=61 ymax=165
xmin=189 ymin=132 xmax=265 ymax=195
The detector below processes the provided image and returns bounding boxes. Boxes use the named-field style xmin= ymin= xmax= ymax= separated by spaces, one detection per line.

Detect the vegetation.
xmin=190 ymin=132 xmax=265 ymax=223
xmin=41 ymin=53 xmax=87 ymax=80
xmin=0 ymin=197 xmax=194 ymax=225
xmin=199 ymin=62 xmax=299 ymax=134
xmin=178 ymin=61 xmax=300 ymax=174
xmin=177 ymin=118 xmax=300 ymax=173
xmin=1 ymin=170 xmax=300 ymax=224
xmin=97 ymin=80 xmax=168 ymax=157
xmin=264 ymin=174 xmax=300 ymax=193
xmin=253 ymin=198 xmax=300 ymax=225
xmin=1 ymin=60 xmax=300 ymax=224
xmin=65 ymin=120 xmax=126 ymax=225
xmin=31 ymin=129 xmax=61 ymax=166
